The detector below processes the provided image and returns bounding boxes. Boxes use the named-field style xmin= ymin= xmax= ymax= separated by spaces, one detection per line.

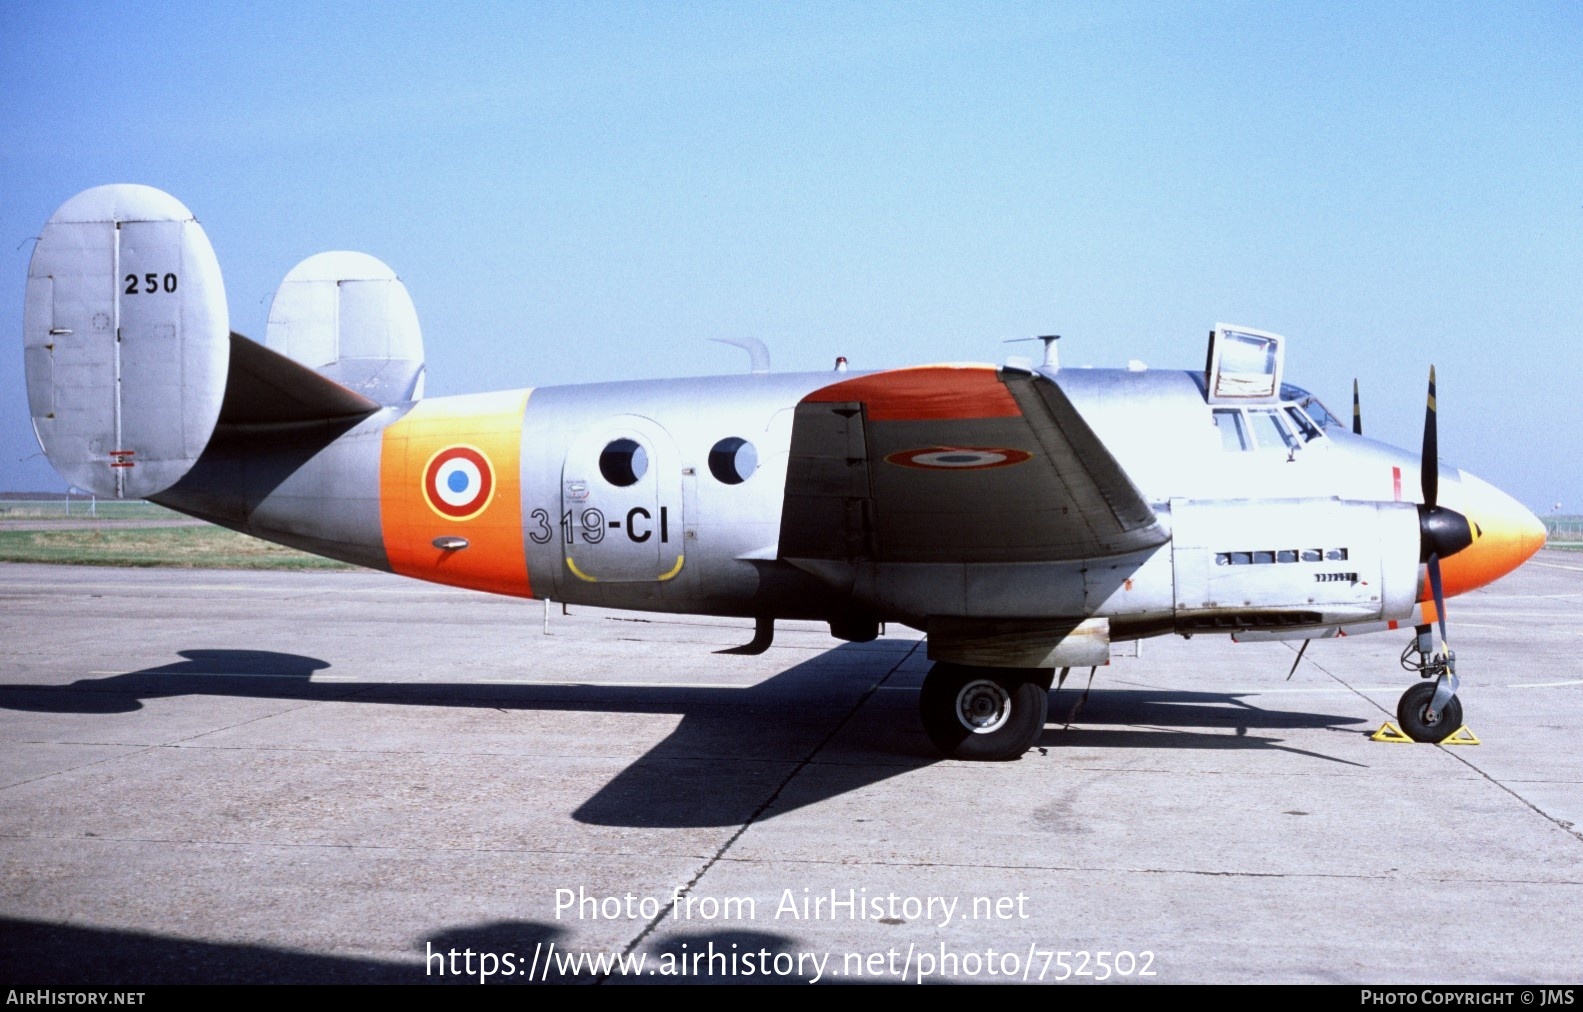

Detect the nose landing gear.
xmin=1394 ymin=626 xmax=1464 ymax=743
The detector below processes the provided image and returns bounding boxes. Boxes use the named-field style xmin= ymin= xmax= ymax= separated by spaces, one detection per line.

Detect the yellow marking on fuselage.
xmin=565 ymin=556 xmax=599 ymax=583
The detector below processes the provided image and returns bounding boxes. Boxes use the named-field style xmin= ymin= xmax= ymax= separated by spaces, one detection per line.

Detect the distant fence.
xmin=0 ymin=499 xmax=177 ymax=520
xmin=1544 ymin=516 xmax=1583 ymax=544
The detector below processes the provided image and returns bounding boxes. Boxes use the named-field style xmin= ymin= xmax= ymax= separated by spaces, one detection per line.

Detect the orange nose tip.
xmin=1425 ymin=472 xmax=1545 ymax=601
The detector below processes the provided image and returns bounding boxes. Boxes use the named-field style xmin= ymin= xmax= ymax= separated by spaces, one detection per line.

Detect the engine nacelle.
xmin=1171 ymin=497 xmax=1423 ymax=631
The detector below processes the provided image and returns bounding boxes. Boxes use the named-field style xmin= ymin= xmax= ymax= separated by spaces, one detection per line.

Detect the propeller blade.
xmin=1352 ymin=378 xmax=1363 ymax=435
xmin=1421 ymin=366 xmax=1439 ymax=509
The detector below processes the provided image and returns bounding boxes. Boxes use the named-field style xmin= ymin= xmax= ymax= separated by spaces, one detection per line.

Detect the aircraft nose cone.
xmin=1434 ymin=471 xmax=1546 ymax=598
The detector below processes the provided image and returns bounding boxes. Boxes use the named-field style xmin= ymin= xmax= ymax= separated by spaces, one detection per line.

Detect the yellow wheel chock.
xmin=1371 ymin=721 xmax=1480 ymax=745
xmin=1371 ymin=722 xmax=1414 ymax=743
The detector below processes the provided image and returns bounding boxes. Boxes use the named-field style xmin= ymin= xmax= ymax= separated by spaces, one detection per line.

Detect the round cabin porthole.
xmin=599 ymin=438 xmax=648 ymax=487
xmin=708 ymin=437 xmax=758 ymax=485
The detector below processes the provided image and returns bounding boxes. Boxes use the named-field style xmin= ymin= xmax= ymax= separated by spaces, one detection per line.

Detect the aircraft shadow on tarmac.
xmin=1 ymin=645 xmax=1368 ymax=827
xmin=0 ymin=914 xmax=828 ymax=985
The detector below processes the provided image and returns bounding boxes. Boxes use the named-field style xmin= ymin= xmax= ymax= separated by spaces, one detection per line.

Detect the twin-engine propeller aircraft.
xmin=21 ymin=185 xmax=1546 ymax=759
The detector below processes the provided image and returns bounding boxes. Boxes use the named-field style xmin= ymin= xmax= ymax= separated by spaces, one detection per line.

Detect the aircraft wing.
xmin=780 ymin=365 xmax=1168 ymax=565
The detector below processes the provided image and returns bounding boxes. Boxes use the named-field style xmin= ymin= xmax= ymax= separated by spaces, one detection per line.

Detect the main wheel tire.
xmin=1397 ymin=681 xmax=1464 ymax=743
xmin=919 ymin=663 xmax=1049 ymax=761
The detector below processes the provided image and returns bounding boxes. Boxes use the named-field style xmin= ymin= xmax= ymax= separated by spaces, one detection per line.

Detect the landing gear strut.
xmin=919 ymin=663 xmax=1050 ymax=761
xmin=1396 ymin=625 xmax=1462 ymax=743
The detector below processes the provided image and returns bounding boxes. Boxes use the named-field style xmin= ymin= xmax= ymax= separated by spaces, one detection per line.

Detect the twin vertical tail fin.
xmin=264 ymin=251 xmax=426 ymax=404
xmin=24 ymin=185 xmax=427 ymax=500
xmin=24 ymin=184 xmax=230 ymax=498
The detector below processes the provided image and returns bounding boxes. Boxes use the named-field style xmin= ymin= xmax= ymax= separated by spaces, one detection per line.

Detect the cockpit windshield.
xmin=1284 ymin=406 xmax=1323 ymax=442
xmin=1279 ymin=384 xmax=1342 ymax=431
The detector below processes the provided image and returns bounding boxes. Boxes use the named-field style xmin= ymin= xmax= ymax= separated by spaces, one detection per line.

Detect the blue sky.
xmin=2 ymin=2 xmax=1578 ymax=512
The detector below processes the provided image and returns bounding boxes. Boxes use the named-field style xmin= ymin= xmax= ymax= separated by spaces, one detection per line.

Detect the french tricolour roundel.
xmin=422 ymin=445 xmax=496 ymax=520
xmin=885 ymin=447 xmax=1032 ymax=471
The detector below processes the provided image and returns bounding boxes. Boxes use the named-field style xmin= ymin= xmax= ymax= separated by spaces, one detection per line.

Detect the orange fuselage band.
xmin=379 ymin=390 xmax=532 ymax=597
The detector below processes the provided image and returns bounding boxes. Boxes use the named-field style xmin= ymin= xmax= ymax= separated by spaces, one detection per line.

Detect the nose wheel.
xmin=1396 ymin=680 xmax=1464 ymax=743
xmin=919 ymin=663 xmax=1049 ymax=761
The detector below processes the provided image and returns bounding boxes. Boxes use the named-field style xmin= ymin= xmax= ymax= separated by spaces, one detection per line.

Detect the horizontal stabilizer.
xmin=219 ymin=332 xmax=382 ymax=426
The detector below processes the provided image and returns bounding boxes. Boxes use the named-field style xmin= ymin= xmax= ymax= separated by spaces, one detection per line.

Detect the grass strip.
xmin=0 ymin=526 xmax=354 ymax=569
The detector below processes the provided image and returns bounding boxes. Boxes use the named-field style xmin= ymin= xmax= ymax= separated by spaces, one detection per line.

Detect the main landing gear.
xmin=1396 ymin=625 xmax=1463 ymax=743
xmin=919 ymin=663 xmax=1052 ymax=761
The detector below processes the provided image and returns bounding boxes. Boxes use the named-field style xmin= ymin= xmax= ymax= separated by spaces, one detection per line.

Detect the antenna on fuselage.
xmin=1003 ymin=334 xmax=1061 ymax=370
xmin=710 ymin=337 xmax=771 ymax=374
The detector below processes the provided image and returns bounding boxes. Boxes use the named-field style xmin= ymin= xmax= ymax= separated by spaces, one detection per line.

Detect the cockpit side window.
xmin=1213 ymin=409 xmax=1250 ymax=451
xmin=1248 ymin=409 xmax=1298 ymax=451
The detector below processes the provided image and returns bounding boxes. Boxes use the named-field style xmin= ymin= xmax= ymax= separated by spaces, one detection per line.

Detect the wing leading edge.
xmin=779 ymin=365 xmax=1167 ymax=566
